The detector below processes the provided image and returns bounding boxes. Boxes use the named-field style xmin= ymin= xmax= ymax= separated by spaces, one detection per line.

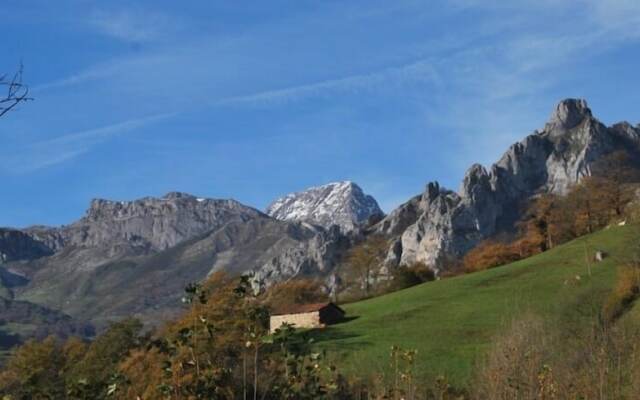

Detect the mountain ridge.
xmin=376 ymin=98 xmax=640 ymax=270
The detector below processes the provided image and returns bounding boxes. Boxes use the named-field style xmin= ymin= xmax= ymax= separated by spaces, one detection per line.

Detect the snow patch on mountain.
xmin=266 ymin=181 xmax=383 ymax=233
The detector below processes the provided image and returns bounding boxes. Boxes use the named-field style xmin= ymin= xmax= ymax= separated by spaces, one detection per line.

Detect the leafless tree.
xmin=1 ymin=63 xmax=32 ymax=118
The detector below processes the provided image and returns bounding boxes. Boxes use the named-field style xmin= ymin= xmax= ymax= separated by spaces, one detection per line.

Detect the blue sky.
xmin=2 ymin=0 xmax=640 ymax=228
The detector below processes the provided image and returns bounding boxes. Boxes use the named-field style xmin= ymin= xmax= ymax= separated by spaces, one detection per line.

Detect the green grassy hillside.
xmin=313 ymin=225 xmax=639 ymax=387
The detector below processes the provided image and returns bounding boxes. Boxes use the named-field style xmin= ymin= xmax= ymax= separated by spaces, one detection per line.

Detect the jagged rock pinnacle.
xmin=546 ymin=98 xmax=592 ymax=131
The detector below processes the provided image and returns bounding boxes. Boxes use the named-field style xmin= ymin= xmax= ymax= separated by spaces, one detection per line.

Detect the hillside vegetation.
xmin=313 ymin=224 xmax=638 ymax=386
xmin=0 ymin=224 xmax=638 ymax=398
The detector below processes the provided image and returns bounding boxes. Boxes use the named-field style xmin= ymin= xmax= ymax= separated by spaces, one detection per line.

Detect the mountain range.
xmin=0 ymin=98 xmax=638 ymax=347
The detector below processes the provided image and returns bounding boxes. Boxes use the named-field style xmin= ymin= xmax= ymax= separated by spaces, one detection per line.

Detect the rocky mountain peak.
xmin=462 ymin=164 xmax=489 ymax=187
xmin=546 ymin=98 xmax=592 ymax=132
xmin=163 ymin=191 xmax=193 ymax=200
xmin=425 ymin=181 xmax=442 ymax=201
xmin=266 ymin=181 xmax=383 ymax=233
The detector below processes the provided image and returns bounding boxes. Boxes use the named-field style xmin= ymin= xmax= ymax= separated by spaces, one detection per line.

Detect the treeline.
xmin=0 ymin=272 xmax=465 ymax=399
xmin=0 ymin=274 xmax=336 ymax=399
xmin=464 ymin=151 xmax=640 ymax=272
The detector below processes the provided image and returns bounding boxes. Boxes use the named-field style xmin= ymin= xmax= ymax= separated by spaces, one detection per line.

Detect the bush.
xmin=388 ymin=263 xmax=436 ymax=291
xmin=462 ymin=240 xmax=521 ymax=273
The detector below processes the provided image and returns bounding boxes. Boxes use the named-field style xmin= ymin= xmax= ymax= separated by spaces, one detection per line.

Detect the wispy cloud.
xmin=17 ymin=1 xmax=640 ymax=177
xmin=88 ymin=8 xmax=181 ymax=43
xmin=36 ymin=50 xmax=442 ymax=110
xmin=34 ymin=62 xmax=122 ymax=92
xmin=213 ymin=60 xmax=440 ymax=107
xmin=1 ymin=113 xmax=175 ymax=174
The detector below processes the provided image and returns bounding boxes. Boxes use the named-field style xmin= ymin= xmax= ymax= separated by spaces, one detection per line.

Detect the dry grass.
xmin=473 ymin=313 xmax=640 ymax=400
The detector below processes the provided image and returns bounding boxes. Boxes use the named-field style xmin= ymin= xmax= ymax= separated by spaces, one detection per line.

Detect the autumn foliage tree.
xmin=463 ymin=240 xmax=522 ymax=273
xmin=262 ymin=278 xmax=329 ymax=314
xmin=342 ymin=235 xmax=389 ymax=298
xmin=0 ymin=336 xmax=67 ymax=399
xmin=590 ymin=150 xmax=640 ymax=216
xmin=0 ymin=320 xmax=142 ymax=400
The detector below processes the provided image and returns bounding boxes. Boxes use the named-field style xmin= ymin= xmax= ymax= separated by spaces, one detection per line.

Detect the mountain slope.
xmin=267 ymin=181 xmax=383 ymax=233
xmin=1 ymin=193 xmax=350 ymax=331
xmin=376 ymin=99 xmax=640 ymax=270
xmin=314 ymin=224 xmax=636 ymax=386
xmin=0 ymin=295 xmax=94 ymax=362
xmin=14 ymin=216 xmax=349 ymax=328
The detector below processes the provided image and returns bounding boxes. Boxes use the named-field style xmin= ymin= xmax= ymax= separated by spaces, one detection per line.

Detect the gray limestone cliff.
xmin=376 ymin=99 xmax=640 ymax=271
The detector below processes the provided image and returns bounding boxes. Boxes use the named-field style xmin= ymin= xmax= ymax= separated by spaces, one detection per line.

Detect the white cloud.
xmin=1 ymin=113 xmax=175 ymax=173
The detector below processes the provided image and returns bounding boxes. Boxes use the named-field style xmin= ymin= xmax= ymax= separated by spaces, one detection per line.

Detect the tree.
xmin=66 ymin=318 xmax=143 ymax=398
xmin=0 ymin=336 xmax=66 ymax=399
xmin=519 ymin=193 xmax=558 ymax=252
xmin=387 ymin=262 xmax=435 ymax=292
xmin=344 ymin=235 xmax=388 ymax=298
xmin=1 ymin=63 xmax=32 ymax=118
xmin=590 ymin=150 xmax=640 ymax=217
xmin=132 ymin=272 xmax=248 ymax=399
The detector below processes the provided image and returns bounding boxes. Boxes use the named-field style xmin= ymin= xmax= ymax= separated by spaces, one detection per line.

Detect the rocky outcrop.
xmin=266 ymin=181 xmax=383 ymax=233
xmin=251 ymin=224 xmax=349 ymax=290
xmin=31 ymin=192 xmax=264 ymax=253
xmin=0 ymin=229 xmax=53 ymax=263
xmin=377 ymin=99 xmax=640 ymax=270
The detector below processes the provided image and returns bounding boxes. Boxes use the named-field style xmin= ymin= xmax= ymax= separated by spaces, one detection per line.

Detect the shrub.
xmin=462 ymin=240 xmax=521 ymax=273
xmin=386 ymin=263 xmax=436 ymax=292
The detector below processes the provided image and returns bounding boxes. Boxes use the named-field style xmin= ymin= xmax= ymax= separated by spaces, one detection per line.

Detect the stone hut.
xmin=269 ymin=302 xmax=345 ymax=333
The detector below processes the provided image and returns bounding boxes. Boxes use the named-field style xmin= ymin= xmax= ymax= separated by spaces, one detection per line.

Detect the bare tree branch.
xmin=0 ymin=63 xmax=33 ymax=118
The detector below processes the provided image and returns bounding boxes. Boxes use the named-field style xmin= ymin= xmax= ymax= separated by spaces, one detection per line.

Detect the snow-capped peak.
xmin=266 ymin=181 xmax=383 ymax=233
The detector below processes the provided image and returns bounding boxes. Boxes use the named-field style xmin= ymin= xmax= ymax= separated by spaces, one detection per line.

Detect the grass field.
xmin=312 ymin=225 xmax=639 ymax=387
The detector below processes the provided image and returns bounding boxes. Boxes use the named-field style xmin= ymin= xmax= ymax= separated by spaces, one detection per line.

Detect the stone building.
xmin=269 ymin=302 xmax=345 ymax=333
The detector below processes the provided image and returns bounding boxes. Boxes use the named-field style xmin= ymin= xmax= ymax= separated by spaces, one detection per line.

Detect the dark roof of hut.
xmin=271 ymin=302 xmax=345 ymax=316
